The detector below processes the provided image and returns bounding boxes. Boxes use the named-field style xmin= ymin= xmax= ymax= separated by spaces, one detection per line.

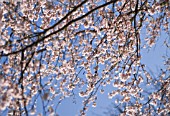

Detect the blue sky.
xmin=54 ymin=27 xmax=169 ymax=116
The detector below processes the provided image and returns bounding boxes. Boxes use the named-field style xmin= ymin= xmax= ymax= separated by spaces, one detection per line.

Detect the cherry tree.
xmin=0 ymin=0 xmax=169 ymax=115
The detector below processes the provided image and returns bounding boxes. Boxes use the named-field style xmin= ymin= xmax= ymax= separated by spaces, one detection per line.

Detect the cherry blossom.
xmin=0 ymin=0 xmax=169 ymax=116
